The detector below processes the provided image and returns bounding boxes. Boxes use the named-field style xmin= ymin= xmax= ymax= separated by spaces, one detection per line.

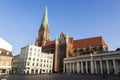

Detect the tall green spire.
xmin=66 ymin=33 xmax=68 ymax=38
xmin=41 ymin=6 xmax=48 ymax=28
xmin=55 ymin=35 xmax=58 ymax=40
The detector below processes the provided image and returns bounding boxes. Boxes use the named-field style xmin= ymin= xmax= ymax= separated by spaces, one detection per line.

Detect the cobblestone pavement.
xmin=0 ymin=73 xmax=120 ymax=80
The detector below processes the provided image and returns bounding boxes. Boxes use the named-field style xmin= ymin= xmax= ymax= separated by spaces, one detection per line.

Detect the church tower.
xmin=35 ymin=6 xmax=50 ymax=47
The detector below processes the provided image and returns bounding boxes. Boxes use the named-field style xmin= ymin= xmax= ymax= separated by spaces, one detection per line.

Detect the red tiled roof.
xmin=73 ymin=36 xmax=107 ymax=48
xmin=44 ymin=40 xmax=55 ymax=49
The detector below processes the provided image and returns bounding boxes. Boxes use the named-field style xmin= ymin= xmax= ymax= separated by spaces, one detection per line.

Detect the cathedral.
xmin=35 ymin=7 xmax=108 ymax=73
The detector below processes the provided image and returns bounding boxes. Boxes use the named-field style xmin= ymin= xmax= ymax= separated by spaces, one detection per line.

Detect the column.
xmin=79 ymin=62 xmax=81 ymax=73
xmin=91 ymin=61 xmax=94 ymax=74
xmin=77 ymin=62 xmax=80 ymax=73
xmin=106 ymin=60 xmax=110 ymax=74
xmin=8 ymin=69 xmax=10 ymax=74
xmin=25 ymin=69 xmax=27 ymax=74
xmin=113 ymin=59 xmax=117 ymax=74
xmin=6 ymin=69 xmax=8 ymax=74
xmin=69 ymin=63 xmax=71 ymax=73
xmin=29 ymin=68 xmax=31 ymax=74
xmin=34 ymin=69 xmax=36 ymax=74
xmin=45 ymin=69 xmax=46 ymax=73
xmin=66 ymin=63 xmax=68 ymax=73
xmin=63 ymin=63 xmax=65 ymax=73
xmin=86 ymin=61 xmax=88 ymax=73
xmin=81 ymin=61 xmax=84 ymax=73
xmin=94 ymin=61 xmax=97 ymax=74
xmin=73 ymin=62 xmax=75 ymax=73
xmin=90 ymin=53 xmax=94 ymax=74
xmin=38 ymin=69 xmax=40 ymax=74
xmin=100 ymin=61 xmax=103 ymax=74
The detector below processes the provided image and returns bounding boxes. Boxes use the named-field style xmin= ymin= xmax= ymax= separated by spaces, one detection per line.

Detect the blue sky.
xmin=0 ymin=0 xmax=120 ymax=54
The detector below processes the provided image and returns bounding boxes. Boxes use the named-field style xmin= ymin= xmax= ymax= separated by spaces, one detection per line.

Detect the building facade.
xmin=63 ymin=51 xmax=120 ymax=74
xmin=0 ymin=37 xmax=13 ymax=75
xmin=12 ymin=54 xmax=19 ymax=74
xmin=18 ymin=45 xmax=53 ymax=74
xmin=35 ymin=7 xmax=108 ymax=73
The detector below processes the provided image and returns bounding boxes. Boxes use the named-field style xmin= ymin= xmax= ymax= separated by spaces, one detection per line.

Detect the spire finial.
xmin=41 ymin=6 xmax=48 ymax=28
xmin=66 ymin=33 xmax=68 ymax=38
xmin=56 ymin=35 xmax=58 ymax=40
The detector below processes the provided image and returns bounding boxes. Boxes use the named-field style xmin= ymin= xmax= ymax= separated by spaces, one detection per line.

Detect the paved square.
xmin=0 ymin=73 xmax=120 ymax=80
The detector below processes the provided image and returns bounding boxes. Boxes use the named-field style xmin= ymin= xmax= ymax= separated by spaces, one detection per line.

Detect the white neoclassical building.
xmin=18 ymin=45 xmax=53 ymax=74
xmin=63 ymin=51 xmax=120 ymax=74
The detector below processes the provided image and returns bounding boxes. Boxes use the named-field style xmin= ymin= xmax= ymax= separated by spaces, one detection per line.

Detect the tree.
xmin=116 ymin=48 xmax=120 ymax=51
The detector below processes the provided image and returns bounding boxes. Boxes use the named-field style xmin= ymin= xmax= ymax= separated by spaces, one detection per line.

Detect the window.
xmin=36 ymin=63 xmax=38 ymax=66
xmin=34 ymin=48 xmax=36 ymax=51
xmin=27 ymin=62 xmax=30 ymax=66
xmin=44 ymin=60 xmax=46 ymax=62
xmin=1 ymin=61 xmax=3 ymax=65
xmin=0 ymin=50 xmax=1 ymax=54
xmin=41 ymin=55 xmax=43 ymax=58
xmin=43 ymin=69 xmax=45 ymax=72
xmin=34 ymin=53 xmax=36 ymax=56
xmin=7 ymin=52 xmax=9 ymax=55
xmin=38 ymin=49 xmax=40 ymax=52
xmin=1 ymin=69 xmax=6 ymax=73
xmin=37 ymin=53 xmax=39 ymax=56
xmin=30 ymin=48 xmax=32 ymax=51
xmin=33 ymin=58 xmax=35 ymax=61
xmin=79 ymin=48 xmax=84 ymax=52
xmin=32 ymin=63 xmax=34 ymax=66
xmin=74 ymin=48 xmax=77 ymax=52
xmin=37 ymin=58 xmax=39 ymax=62
xmin=29 ymin=52 xmax=32 ymax=56
xmin=44 ymin=55 xmax=46 ymax=58
xmin=50 ymin=61 xmax=52 ymax=63
xmin=28 ymin=57 xmax=31 ymax=60
xmin=40 ymin=64 xmax=42 ymax=67
xmin=93 ymin=47 xmax=97 ymax=51
xmin=6 ymin=62 xmax=9 ymax=66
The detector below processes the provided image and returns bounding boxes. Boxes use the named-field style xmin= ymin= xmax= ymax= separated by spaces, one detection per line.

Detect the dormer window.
xmin=7 ymin=51 xmax=9 ymax=55
xmin=93 ymin=47 xmax=97 ymax=51
xmin=74 ymin=48 xmax=77 ymax=52
xmin=79 ymin=48 xmax=84 ymax=52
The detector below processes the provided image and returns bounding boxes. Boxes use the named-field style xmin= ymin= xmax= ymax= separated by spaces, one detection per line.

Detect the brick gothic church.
xmin=35 ymin=7 xmax=108 ymax=73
